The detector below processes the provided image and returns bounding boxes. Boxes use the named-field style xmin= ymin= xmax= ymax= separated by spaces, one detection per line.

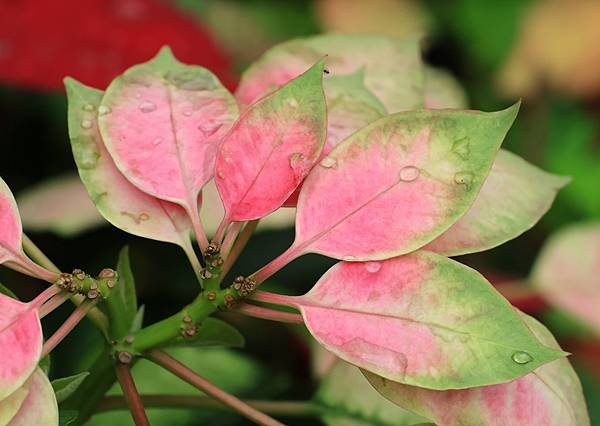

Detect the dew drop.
xmin=287 ymin=98 xmax=299 ymax=108
xmin=80 ymin=119 xmax=93 ymax=129
xmin=138 ymin=213 xmax=150 ymax=222
xmin=365 ymin=261 xmax=381 ymax=273
xmin=224 ymin=156 xmax=233 ymax=164
xmin=152 ymin=137 xmax=163 ymax=146
xmin=82 ymin=104 xmax=95 ymax=112
xmin=454 ymin=172 xmax=473 ymax=189
xmin=289 ymin=153 xmax=308 ymax=179
xmin=320 ymin=157 xmax=337 ymax=169
xmin=139 ymin=100 xmax=156 ymax=113
xmin=199 ymin=122 xmax=223 ymax=137
xmin=183 ymin=110 xmax=193 ymax=117
xmin=399 ymin=166 xmax=420 ymax=182
xmin=98 ymin=105 xmax=112 ymax=116
xmin=452 ymin=137 xmax=470 ymax=159
xmin=343 ymin=255 xmax=358 ymax=261
xmin=511 ymin=351 xmax=533 ymax=364
xmin=217 ymin=168 xmax=226 ymax=179
xmin=135 ymin=92 xmax=142 ymax=99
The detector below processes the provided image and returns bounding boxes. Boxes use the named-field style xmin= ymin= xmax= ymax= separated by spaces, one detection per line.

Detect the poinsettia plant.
xmin=0 ymin=34 xmax=590 ymax=425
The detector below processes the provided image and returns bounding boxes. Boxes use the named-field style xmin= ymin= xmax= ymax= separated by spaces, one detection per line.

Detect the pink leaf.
xmin=6 ymin=368 xmax=58 ymax=426
xmin=214 ymin=60 xmax=327 ymax=227
xmin=291 ymin=252 xmax=563 ymax=389
xmin=292 ymin=106 xmax=519 ymax=262
xmin=425 ymin=149 xmax=569 ymax=256
xmin=98 ymin=47 xmax=238 ymax=246
xmin=0 ymin=178 xmax=56 ymax=281
xmin=532 ymin=222 xmax=600 ymax=335
xmin=235 ymin=34 xmax=424 ymax=113
xmin=65 ymin=78 xmax=195 ymax=252
xmin=0 ymin=295 xmax=43 ymax=401
xmin=364 ymin=313 xmax=590 ymax=426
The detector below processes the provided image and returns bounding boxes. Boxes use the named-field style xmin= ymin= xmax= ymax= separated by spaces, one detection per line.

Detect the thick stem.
xmin=221 ymin=220 xmax=259 ymax=281
xmin=235 ymin=303 xmax=304 ymax=324
xmin=42 ymin=301 xmax=96 ymax=357
xmin=251 ymin=244 xmax=302 ymax=285
xmin=97 ymin=395 xmax=317 ymax=418
xmin=148 ymin=350 xmax=284 ymax=426
xmin=38 ymin=292 xmax=71 ymax=319
xmin=249 ymin=291 xmax=298 ymax=308
xmin=114 ymin=364 xmax=150 ymax=426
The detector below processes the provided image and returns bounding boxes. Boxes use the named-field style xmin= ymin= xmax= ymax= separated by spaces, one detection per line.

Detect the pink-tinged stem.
xmin=235 ymin=303 xmax=304 ymax=324
xmin=148 ymin=350 xmax=284 ymax=426
xmin=188 ymin=203 xmax=209 ymax=252
xmin=213 ymin=217 xmax=230 ymax=246
xmin=31 ymin=285 xmax=62 ymax=309
xmin=251 ymin=244 xmax=303 ymax=285
xmin=38 ymin=292 xmax=71 ymax=319
xmin=41 ymin=301 xmax=95 ymax=357
xmin=220 ymin=221 xmax=244 ymax=259
xmin=21 ymin=234 xmax=60 ymax=281
xmin=220 ymin=220 xmax=259 ymax=281
xmin=248 ymin=291 xmax=298 ymax=308
xmin=115 ymin=364 xmax=150 ymax=426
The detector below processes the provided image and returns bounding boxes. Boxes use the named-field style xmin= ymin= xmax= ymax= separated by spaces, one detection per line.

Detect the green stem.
xmin=114 ymin=364 xmax=150 ymax=426
xmin=22 ymin=234 xmax=110 ymax=335
xmin=148 ymin=350 xmax=285 ymax=426
xmin=96 ymin=395 xmax=318 ymax=418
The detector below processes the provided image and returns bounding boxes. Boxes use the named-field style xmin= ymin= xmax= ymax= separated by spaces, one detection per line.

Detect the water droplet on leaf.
xmin=365 ymin=262 xmax=381 ymax=273
xmin=511 ymin=351 xmax=533 ymax=364
xmin=452 ymin=137 xmax=470 ymax=159
xmin=454 ymin=172 xmax=473 ymax=189
xmin=320 ymin=157 xmax=337 ymax=169
xmin=183 ymin=110 xmax=193 ymax=117
xmin=199 ymin=122 xmax=223 ymax=137
xmin=287 ymin=98 xmax=299 ymax=108
xmin=217 ymin=168 xmax=225 ymax=179
xmin=80 ymin=119 xmax=93 ymax=129
xmin=139 ymin=101 xmax=156 ymax=113
xmin=289 ymin=153 xmax=309 ymax=180
xmin=82 ymin=104 xmax=95 ymax=112
xmin=399 ymin=166 xmax=420 ymax=182
xmin=98 ymin=105 xmax=112 ymax=116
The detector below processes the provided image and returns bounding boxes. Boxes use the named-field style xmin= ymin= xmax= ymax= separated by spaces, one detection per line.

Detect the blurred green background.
xmin=1 ymin=0 xmax=599 ymax=424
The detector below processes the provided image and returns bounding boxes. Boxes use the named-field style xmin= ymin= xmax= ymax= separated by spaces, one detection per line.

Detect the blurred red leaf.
xmin=0 ymin=0 xmax=235 ymax=91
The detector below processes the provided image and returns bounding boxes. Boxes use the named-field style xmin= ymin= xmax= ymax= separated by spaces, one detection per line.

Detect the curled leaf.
xmin=98 ymin=47 xmax=238 ymax=245
xmin=532 ymin=222 xmax=600 ymax=335
xmin=425 ymin=149 xmax=569 ymax=256
xmin=7 ymin=369 xmax=58 ymax=426
xmin=65 ymin=77 xmax=193 ymax=250
xmin=364 ymin=314 xmax=589 ymax=426
xmin=294 ymin=252 xmax=563 ymax=389
xmin=215 ymin=60 xmax=327 ymax=224
xmin=235 ymin=33 xmax=424 ymax=113
xmin=292 ymin=105 xmax=518 ymax=261
xmin=0 ymin=294 xmax=43 ymax=400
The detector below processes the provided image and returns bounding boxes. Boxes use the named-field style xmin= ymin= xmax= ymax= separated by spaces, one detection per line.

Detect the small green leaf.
xmin=314 ymin=359 xmax=428 ymax=425
xmin=129 ymin=305 xmax=145 ymax=334
xmin=106 ymin=246 xmax=138 ymax=338
xmin=51 ymin=372 xmax=90 ymax=403
xmin=58 ymin=410 xmax=79 ymax=426
xmin=170 ymin=318 xmax=245 ymax=348
xmin=0 ymin=282 xmax=17 ymax=299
